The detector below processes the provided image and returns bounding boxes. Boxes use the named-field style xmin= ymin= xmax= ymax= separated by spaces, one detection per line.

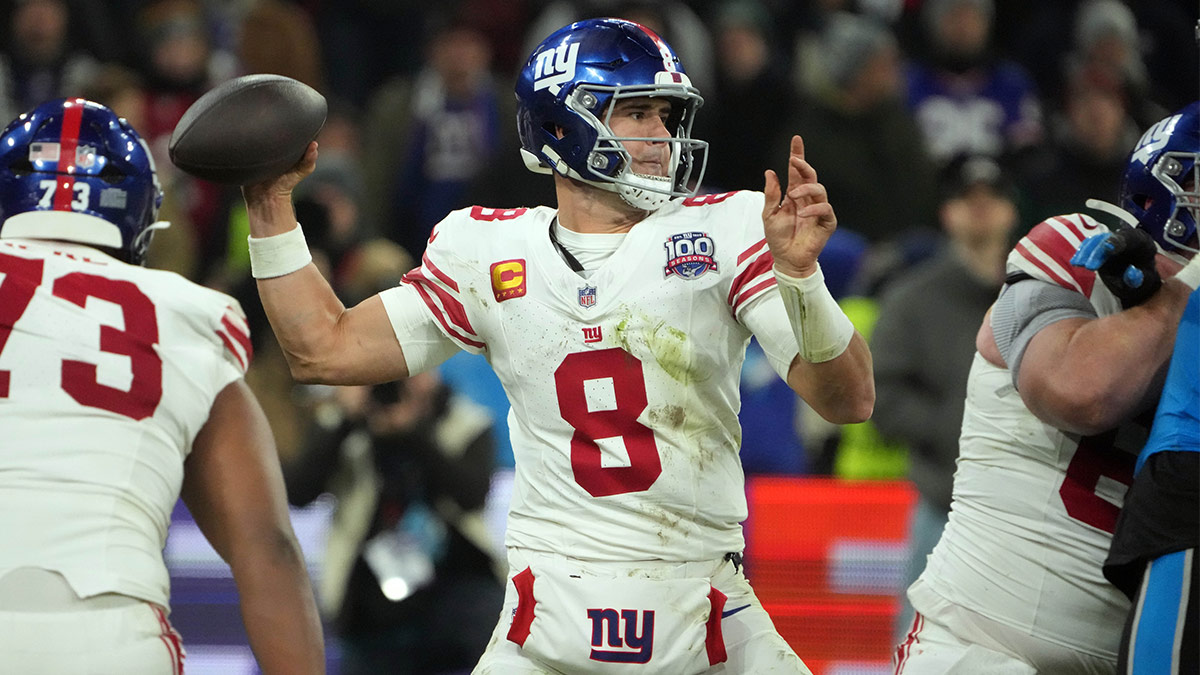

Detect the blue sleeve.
xmin=1137 ymin=290 xmax=1200 ymax=474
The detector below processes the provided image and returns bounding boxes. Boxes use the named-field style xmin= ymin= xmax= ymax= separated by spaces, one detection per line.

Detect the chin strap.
xmin=1085 ymin=199 xmax=1140 ymax=228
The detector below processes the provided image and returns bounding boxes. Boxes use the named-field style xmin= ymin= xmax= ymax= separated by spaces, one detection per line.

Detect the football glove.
xmin=1071 ymin=228 xmax=1162 ymax=307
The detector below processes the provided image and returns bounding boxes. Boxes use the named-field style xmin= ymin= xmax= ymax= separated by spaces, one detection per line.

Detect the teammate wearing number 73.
xmin=241 ymin=18 xmax=872 ymax=675
xmin=0 ymin=99 xmax=325 ymax=674
xmin=894 ymin=103 xmax=1200 ymax=674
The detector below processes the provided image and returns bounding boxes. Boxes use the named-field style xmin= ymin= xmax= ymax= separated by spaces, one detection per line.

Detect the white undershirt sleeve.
xmin=738 ymin=290 xmax=801 ymax=381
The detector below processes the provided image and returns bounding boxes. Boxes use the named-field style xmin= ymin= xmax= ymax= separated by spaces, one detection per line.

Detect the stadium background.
xmin=2 ymin=0 xmax=1189 ymax=672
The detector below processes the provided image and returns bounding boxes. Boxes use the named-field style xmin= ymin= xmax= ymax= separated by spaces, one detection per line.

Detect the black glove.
xmin=1071 ymin=228 xmax=1162 ymax=307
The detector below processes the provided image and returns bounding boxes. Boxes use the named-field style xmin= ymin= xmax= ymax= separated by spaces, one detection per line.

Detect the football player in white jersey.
xmin=239 ymin=17 xmax=873 ymax=675
xmin=895 ymin=104 xmax=1200 ymax=674
xmin=0 ymin=99 xmax=325 ymax=674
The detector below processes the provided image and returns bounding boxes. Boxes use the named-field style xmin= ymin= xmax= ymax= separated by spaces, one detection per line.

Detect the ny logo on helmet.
xmin=1131 ymin=113 xmax=1181 ymax=166
xmin=533 ymin=42 xmax=579 ymax=95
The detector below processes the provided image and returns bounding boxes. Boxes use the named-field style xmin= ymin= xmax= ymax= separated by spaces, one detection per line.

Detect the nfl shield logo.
xmin=578 ymin=285 xmax=597 ymax=308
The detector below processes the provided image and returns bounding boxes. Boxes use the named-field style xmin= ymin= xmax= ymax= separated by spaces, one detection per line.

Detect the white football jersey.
xmin=912 ymin=214 xmax=1140 ymax=658
xmin=379 ymin=192 xmax=799 ymax=562
xmin=0 ymin=239 xmax=249 ymax=608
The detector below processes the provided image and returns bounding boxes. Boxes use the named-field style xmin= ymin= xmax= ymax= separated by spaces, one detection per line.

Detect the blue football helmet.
xmin=515 ymin=18 xmax=708 ymax=211
xmin=1118 ymin=102 xmax=1199 ymax=263
xmin=0 ymin=98 xmax=165 ymax=265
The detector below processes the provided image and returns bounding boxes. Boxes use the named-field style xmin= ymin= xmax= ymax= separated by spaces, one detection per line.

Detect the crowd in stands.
xmin=1 ymin=0 xmax=1191 ymax=470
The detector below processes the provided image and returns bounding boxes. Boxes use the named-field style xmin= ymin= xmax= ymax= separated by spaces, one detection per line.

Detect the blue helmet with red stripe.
xmin=1119 ymin=101 xmax=1199 ymax=263
xmin=515 ymin=18 xmax=707 ymax=211
xmin=0 ymin=98 xmax=164 ymax=265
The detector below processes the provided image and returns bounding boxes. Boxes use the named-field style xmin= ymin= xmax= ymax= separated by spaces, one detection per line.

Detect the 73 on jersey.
xmin=0 ymin=250 xmax=162 ymax=419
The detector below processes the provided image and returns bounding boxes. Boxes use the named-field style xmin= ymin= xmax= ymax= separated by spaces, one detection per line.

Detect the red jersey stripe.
xmin=421 ymin=252 xmax=459 ymax=292
xmin=727 ymin=250 xmax=774 ymax=306
xmin=1024 ymin=221 xmax=1082 ymax=265
xmin=737 ymin=238 xmax=768 ymax=265
xmin=732 ymin=277 xmax=777 ymax=314
xmin=1051 ymin=215 xmax=1088 ymax=241
xmin=216 ymin=330 xmax=248 ymax=371
xmin=220 ymin=314 xmax=253 ymax=362
xmin=1015 ymin=239 xmax=1095 ymax=296
xmin=404 ymin=268 xmax=478 ymax=335
xmin=407 ymin=279 xmax=485 ymax=349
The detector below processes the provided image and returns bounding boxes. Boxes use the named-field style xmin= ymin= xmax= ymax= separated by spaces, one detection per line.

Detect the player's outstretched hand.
xmin=1070 ymin=228 xmax=1162 ymax=307
xmin=762 ymin=135 xmax=836 ymax=278
xmin=241 ymin=141 xmax=319 ymax=206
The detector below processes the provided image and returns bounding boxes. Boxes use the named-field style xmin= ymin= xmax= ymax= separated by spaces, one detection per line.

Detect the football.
xmin=168 ymin=74 xmax=327 ymax=185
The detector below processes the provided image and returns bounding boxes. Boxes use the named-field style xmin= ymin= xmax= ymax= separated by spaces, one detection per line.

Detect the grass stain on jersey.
xmin=648 ymin=404 xmax=686 ymax=430
xmin=613 ymin=314 xmax=708 ymax=385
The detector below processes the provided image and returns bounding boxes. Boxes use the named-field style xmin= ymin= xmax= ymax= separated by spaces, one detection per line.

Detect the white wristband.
xmin=247 ymin=224 xmax=312 ymax=279
xmin=775 ymin=263 xmax=855 ymax=363
xmin=1173 ymin=255 xmax=1200 ymax=291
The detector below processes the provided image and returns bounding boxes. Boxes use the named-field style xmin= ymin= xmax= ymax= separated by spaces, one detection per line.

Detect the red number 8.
xmin=555 ymin=348 xmax=663 ymax=497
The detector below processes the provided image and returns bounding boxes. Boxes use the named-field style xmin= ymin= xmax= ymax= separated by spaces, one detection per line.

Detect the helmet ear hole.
xmin=98 ymin=164 xmax=125 ymax=185
xmin=8 ymin=159 xmax=34 ymax=177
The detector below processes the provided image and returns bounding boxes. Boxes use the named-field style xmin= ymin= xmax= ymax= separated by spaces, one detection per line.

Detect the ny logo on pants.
xmin=587 ymin=608 xmax=654 ymax=663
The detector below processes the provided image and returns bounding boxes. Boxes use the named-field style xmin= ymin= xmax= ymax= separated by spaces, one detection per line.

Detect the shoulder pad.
xmin=1009 ymin=214 xmax=1105 ymax=295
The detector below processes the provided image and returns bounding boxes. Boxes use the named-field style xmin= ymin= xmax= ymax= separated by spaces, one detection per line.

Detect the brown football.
xmin=168 ymin=74 xmax=326 ymax=185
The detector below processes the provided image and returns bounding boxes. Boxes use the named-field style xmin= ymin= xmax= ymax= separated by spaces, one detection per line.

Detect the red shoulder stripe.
xmin=1024 ymin=221 xmax=1082 ymax=269
xmin=727 ymin=250 xmax=774 ymax=307
xmin=421 ymin=252 xmax=459 ymax=292
xmin=738 ymin=238 xmax=768 ymax=265
xmin=403 ymin=268 xmax=478 ymax=335
xmin=732 ymin=277 xmax=777 ymax=313
xmin=215 ymin=330 xmax=247 ymax=371
xmin=220 ymin=314 xmax=253 ymax=363
xmin=403 ymin=274 xmax=485 ymax=349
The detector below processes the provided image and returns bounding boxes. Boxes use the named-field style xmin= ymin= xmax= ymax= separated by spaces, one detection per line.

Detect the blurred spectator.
xmin=1054 ymin=0 xmax=1176 ymax=128
xmin=784 ymin=12 xmax=937 ymax=245
xmin=1016 ymin=65 xmax=1140 ymax=224
xmin=0 ymin=0 xmax=98 ymax=123
xmin=80 ymin=63 xmax=200 ymax=280
xmin=135 ymin=0 xmax=238 ymax=283
xmin=694 ymin=0 xmax=795 ymax=193
xmin=1007 ymin=0 xmax=1196 ymax=123
xmin=362 ymin=16 xmax=506 ymax=258
xmin=454 ymin=0 xmax=538 ymax=77
xmin=77 ymin=62 xmax=147 ymax=130
xmin=790 ymin=0 xmax=904 ymax=98
xmin=869 ymin=155 xmax=1019 ymax=641
xmin=236 ymin=0 xmax=324 ymax=91
xmin=284 ymin=372 xmax=503 ymax=675
xmin=136 ymin=0 xmax=235 ymax=146
xmin=522 ymin=0 xmax=715 ymax=95
xmin=905 ymin=0 xmax=1043 ymax=165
